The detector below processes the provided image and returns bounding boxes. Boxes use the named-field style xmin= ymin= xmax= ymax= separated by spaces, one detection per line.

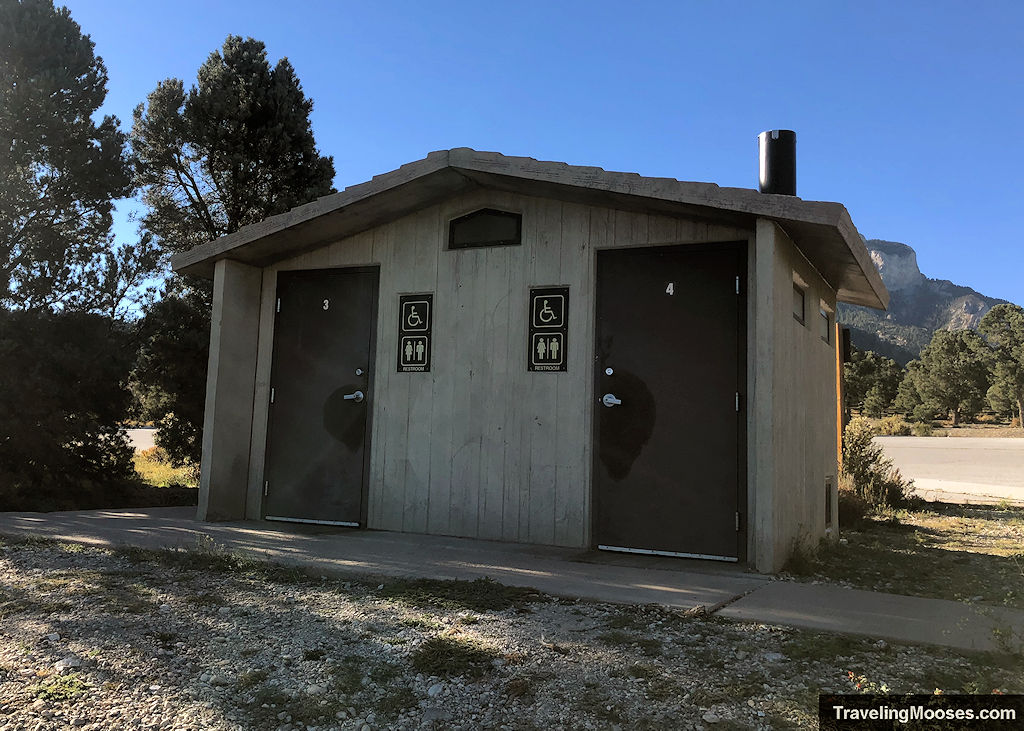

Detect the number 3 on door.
xmin=665 ymin=283 xmax=674 ymax=296
xmin=323 ymin=299 xmax=330 ymax=310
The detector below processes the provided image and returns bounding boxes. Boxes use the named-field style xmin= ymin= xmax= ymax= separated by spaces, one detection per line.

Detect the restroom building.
xmin=171 ymin=146 xmax=888 ymax=573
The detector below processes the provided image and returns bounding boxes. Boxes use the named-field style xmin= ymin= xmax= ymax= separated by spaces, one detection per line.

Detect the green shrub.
xmin=0 ymin=310 xmax=137 ymax=511
xmin=841 ymin=417 xmax=913 ymax=510
xmin=911 ymin=422 xmax=934 ymax=437
xmin=912 ymin=404 xmax=937 ymax=423
xmin=132 ymin=288 xmax=211 ymax=467
xmin=876 ymin=415 xmax=912 ymax=436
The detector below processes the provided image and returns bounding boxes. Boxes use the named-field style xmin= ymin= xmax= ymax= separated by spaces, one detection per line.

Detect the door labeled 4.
xmin=594 ymin=244 xmax=745 ymax=561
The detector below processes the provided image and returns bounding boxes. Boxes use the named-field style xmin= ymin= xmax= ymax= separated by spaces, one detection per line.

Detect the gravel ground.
xmin=1 ymin=537 xmax=1020 ymax=730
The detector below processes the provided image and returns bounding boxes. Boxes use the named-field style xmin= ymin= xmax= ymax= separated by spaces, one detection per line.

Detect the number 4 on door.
xmin=666 ymin=282 xmax=674 ymax=295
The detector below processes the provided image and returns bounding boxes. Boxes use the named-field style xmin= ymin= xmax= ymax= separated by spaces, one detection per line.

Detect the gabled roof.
xmin=171 ymin=148 xmax=888 ymax=309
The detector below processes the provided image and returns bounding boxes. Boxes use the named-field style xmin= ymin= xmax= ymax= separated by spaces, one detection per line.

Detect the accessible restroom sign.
xmin=528 ymin=287 xmax=569 ymax=372
xmin=398 ymin=294 xmax=433 ymax=372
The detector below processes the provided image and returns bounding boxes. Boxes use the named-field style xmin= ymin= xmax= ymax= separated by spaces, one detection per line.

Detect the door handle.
xmin=343 ymin=390 xmax=364 ymax=403
xmin=602 ymin=393 xmax=622 ymax=408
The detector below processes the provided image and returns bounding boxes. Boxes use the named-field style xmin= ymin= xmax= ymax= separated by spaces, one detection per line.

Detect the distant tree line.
xmin=844 ymin=303 xmax=1024 ymax=427
xmin=1 ymin=0 xmax=333 ymax=508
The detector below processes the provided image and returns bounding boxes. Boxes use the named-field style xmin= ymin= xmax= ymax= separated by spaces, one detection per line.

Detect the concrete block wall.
xmin=244 ymin=189 xmax=750 ymax=547
xmin=751 ymin=219 xmax=839 ymax=572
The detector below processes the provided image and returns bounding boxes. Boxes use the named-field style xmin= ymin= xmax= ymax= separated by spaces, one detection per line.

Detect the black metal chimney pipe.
xmin=758 ymin=130 xmax=796 ymax=195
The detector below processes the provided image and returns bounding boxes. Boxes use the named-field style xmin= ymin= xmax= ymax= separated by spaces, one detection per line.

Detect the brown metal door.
xmin=263 ymin=267 xmax=378 ymax=525
xmin=594 ymin=244 xmax=744 ymax=560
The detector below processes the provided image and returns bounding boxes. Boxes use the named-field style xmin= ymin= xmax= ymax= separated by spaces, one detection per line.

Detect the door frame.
xmin=589 ymin=241 xmax=748 ymax=563
xmin=260 ymin=265 xmax=381 ymax=528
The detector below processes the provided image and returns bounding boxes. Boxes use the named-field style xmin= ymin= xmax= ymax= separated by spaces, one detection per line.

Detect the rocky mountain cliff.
xmin=837 ymin=239 xmax=1009 ymax=364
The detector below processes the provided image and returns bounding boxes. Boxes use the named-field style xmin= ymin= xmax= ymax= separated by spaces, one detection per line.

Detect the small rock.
xmin=306 ymin=684 xmax=324 ymax=696
xmin=159 ymin=604 xmax=171 ymax=613
xmin=218 ymin=606 xmax=231 ymax=615
xmin=72 ymin=719 xmax=87 ymax=727
xmin=703 ymin=711 xmax=721 ymax=724
xmin=427 ymin=683 xmax=444 ymax=698
xmin=762 ymin=652 xmax=785 ymax=662
xmin=839 ymin=538 xmax=848 ymax=545
xmin=31 ymin=699 xmax=46 ymax=710
xmin=209 ymin=674 xmax=230 ymax=686
xmin=200 ymin=673 xmax=212 ymax=684
xmin=46 ymin=633 xmax=60 ymax=642
xmin=360 ymin=725 xmax=370 ymax=731
xmin=735 ymin=650 xmax=748 ymax=660
xmin=366 ymin=713 xmax=376 ymax=724
xmin=54 ymin=656 xmax=82 ymax=671
xmin=421 ymin=708 xmax=451 ymax=723
xmin=335 ymin=710 xmax=348 ymax=720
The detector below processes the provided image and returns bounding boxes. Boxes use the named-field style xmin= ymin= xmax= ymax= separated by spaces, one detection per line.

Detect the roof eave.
xmin=170 ymin=148 xmax=889 ymax=311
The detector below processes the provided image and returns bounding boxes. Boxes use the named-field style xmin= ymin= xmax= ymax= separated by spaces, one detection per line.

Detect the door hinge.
xmin=264 ymin=481 xmax=269 ymax=497
xmin=735 ymin=276 xmax=740 ymax=295
xmin=735 ymin=512 xmax=741 ymax=531
xmin=276 ymin=298 xmax=281 ymax=313
xmin=270 ymin=387 xmax=275 ymax=404
xmin=735 ymin=392 xmax=740 ymax=412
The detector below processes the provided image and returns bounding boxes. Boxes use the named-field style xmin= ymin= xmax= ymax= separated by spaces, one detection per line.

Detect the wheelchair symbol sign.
xmin=532 ymin=294 xmax=564 ymax=328
xmin=402 ymin=301 xmax=430 ymax=332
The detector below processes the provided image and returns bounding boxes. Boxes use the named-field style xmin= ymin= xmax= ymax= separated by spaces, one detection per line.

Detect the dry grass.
xmin=862 ymin=416 xmax=1023 ymax=439
xmin=377 ymin=576 xmax=541 ymax=612
xmin=409 ymin=634 xmax=501 ymax=678
xmin=133 ymin=448 xmax=198 ymax=488
xmin=933 ymin=424 xmax=1024 ymax=439
xmin=807 ymin=503 xmax=1024 ymax=609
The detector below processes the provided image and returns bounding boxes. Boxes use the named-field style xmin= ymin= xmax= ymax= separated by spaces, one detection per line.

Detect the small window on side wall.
xmin=825 ymin=476 xmax=834 ymax=526
xmin=448 ymin=208 xmax=522 ymax=250
xmin=819 ymin=304 xmax=832 ymax=343
xmin=792 ymin=284 xmax=805 ymax=325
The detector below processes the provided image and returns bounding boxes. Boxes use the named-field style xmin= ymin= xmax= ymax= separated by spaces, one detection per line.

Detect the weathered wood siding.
xmin=246 ymin=189 xmax=751 ymax=547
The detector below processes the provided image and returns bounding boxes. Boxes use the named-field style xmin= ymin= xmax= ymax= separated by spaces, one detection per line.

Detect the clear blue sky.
xmin=64 ymin=0 xmax=1024 ymax=305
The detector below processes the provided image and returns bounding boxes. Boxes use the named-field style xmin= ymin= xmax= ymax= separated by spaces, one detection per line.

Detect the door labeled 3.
xmin=594 ymin=244 xmax=744 ymax=560
xmin=263 ymin=267 xmax=379 ymax=525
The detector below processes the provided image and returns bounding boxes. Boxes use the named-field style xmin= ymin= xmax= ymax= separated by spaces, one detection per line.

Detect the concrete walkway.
xmin=1 ymin=507 xmax=1021 ymax=654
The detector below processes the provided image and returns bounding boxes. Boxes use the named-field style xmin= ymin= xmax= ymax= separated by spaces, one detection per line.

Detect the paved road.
xmin=875 ymin=436 xmax=1024 ymax=505
xmin=125 ymin=427 xmax=157 ymax=452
